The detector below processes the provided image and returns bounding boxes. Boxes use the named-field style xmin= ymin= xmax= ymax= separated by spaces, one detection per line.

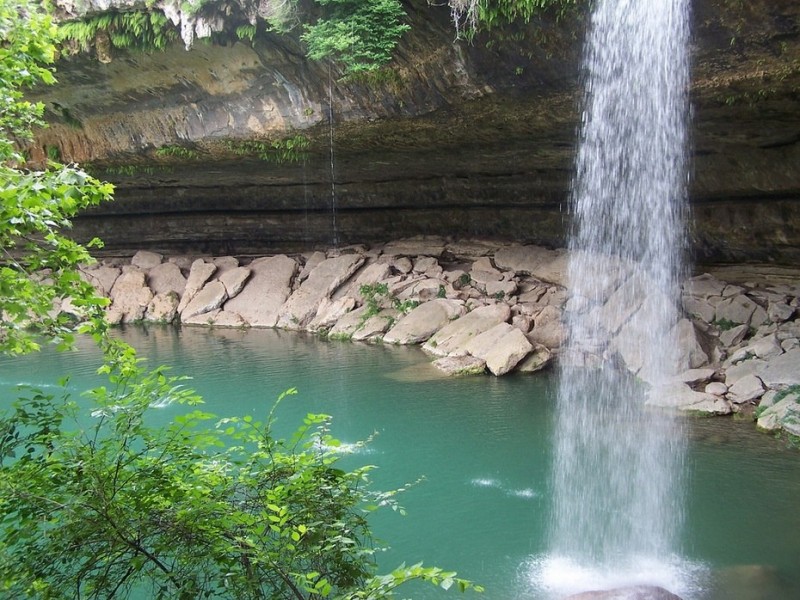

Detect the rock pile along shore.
xmin=72 ymin=237 xmax=800 ymax=438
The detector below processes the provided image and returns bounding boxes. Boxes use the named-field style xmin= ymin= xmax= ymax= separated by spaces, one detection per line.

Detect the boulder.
xmin=145 ymin=291 xmax=179 ymax=323
xmin=515 ymin=344 xmax=553 ymax=373
xmin=276 ymin=254 xmax=365 ymax=330
xmin=351 ymin=309 xmax=398 ymax=342
xmin=180 ymin=281 xmax=228 ymax=320
xmin=528 ymin=305 xmax=564 ymax=349
xmin=431 ymin=355 xmax=486 ymax=376
xmin=131 ymin=250 xmax=163 ymax=270
xmin=647 ymin=383 xmax=732 ymax=415
xmin=221 ymin=255 xmax=297 ymax=327
xmin=422 ymin=304 xmax=511 ymax=357
xmin=334 ymin=261 xmax=393 ymax=300
xmin=493 ymin=244 xmax=568 ymax=287
xmin=211 ymin=256 xmax=239 ymax=275
xmin=391 ymin=256 xmax=413 ymax=274
xmin=672 ymin=318 xmax=710 ymax=370
xmin=675 ymin=368 xmax=716 ymax=385
xmin=682 ymin=295 xmax=716 ymax=324
xmin=683 ymin=273 xmax=726 ymax=299
xmin=749 ymin=333 xmax=784 ymax=360
xmin=714 ymin=295 xmax=759 ymax=326
xmin=177 ymin=259 xmax=217 ymax=313
xmin=108 ymin=270 xmax=154 ymax=323
xmin=719 ymin=323 xmax=749 ymax=348
xmin=564 ymin=585 xmax=683 ymax=600
xmin=757 ymin=391 xmax=800 ymax=434
xmin=705 ymin=381 xmax=728 ymax=396
xmin=218 ymin=266 xmax=251 ymax=299
xmin=147 ymin=262 xmax=187 ymax=298
xmin=308 ymin=297 xmax=357 ymax=332
xmin=327 ymin=306 xmax=368 ymax=340
xmin=759 ymin=348 xmax=800 ymax=387
xmin=768 ymin=301 xmax=795 ymax=323
xmin=383 ymin=299 xmax=465 ymax=344
xmin=727 ymin=374 xmax=765 ymax=404
xmin=297 ymin=251 xmax=326 ymax=283
xmin=465 ymin=324 xmax=533 ymax=376
xmin=80 ymin=264 xmax=121 ymax=297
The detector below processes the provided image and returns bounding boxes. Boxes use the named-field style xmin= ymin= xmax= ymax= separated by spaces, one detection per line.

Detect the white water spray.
xmin=543 ymin=0 xmax=692 ymax=595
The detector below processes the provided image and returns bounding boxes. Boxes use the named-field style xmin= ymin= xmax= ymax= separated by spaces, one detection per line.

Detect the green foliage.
xmin=155 ymin=144 xmax=201 ymax=160
xmin=0 ymin=379 xmax=483 ymax=598
xmin=303 ymin=0 xmax=410 ymax=75
xmin=235 ymin=23 xmax=257 ymax=41
xmin=58 ymin=9 xmax=178 ymax=53
xmin=448 ymin=0 xmax=581 ymax=38
xmin=358 ymin=283 xmax=419 ymax=326
xmin=224 ymin=134 xmax=310 ymax=163
xmin=773 ymin=384 xmax=800 ymax=404
xmin=713 ymin=318 xmax=739 ymax=331
xmin=0 ymin=0 xmax=115 ymax=356
xmin=0 ymin=5 xmax=481 ymax=596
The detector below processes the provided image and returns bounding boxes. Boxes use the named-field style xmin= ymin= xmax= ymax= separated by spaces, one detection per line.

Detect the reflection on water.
xmin=1 ymin=325 xmax=798 ymax=599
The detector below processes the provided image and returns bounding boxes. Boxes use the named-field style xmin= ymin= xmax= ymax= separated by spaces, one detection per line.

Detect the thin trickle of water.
xmin=328 ymin=65 xmax=339 ymax=247
xmin=545 ymin=0 xmax=692 ymax=595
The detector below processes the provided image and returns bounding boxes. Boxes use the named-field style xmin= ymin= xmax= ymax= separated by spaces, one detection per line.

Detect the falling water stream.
xmin=540 ymin=0 xmax=693 ymax=596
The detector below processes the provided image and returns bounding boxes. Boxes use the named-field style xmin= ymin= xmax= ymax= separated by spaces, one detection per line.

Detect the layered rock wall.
xmin=27 ymin=0 xmax=800 ymax=263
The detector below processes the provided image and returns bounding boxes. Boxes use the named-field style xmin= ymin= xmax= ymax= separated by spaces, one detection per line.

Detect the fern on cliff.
xmin=58 ymin=10 xmax=178 ymax=53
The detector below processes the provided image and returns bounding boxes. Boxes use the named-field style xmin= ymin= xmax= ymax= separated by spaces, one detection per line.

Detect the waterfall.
xmin=542 ymin=0 xmax=693 ymax=595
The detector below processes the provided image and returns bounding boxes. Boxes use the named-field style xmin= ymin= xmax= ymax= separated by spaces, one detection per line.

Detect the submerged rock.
xmin=564 ymin=585 xmax=683 ymax=599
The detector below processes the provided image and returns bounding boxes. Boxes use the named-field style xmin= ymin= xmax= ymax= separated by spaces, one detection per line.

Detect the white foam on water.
xmin=526 ymin=554 xmax=708 ymax=600
xmin=470 ymin=477 xmax=502 ymax=489
xmin=507 ymin=487 xmax=537 ymax=499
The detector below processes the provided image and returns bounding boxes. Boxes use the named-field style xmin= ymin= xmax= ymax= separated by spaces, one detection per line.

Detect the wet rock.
xmin=528 ymin=305 xmax=564 ymax=349
xmin=431 ymin=355 xmax=486 ymax=376
xmin=222 ymin=255 xmax=297 ymax=327
xmin=515 ymin=343 xmax=553 ymax=373
xmin=757 ymin=391 xmax=800 ymax=435
xmin=672 ymin=318 xmax=710 ymax=369
xmin=383 ymin=298 xmax=465 ymax=345
xmin=308 ymin=297 xmax=357 ymax=332
xmin=422 ymin=304 xmax=511 ymax=357
xmin=647 ymin=382 xmax=732 ymax=415
xmin=675 ymin=367 xmax=716 ymax=385
xmin=564 ymin=585 xmax=683 ymax=599
xmin=684 ymin=273 xmax=727 ymax=299
xmin=683 ymin=295 xmax=716 ymax=324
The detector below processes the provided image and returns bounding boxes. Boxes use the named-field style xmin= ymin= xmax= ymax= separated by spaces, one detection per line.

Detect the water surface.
xmin=1 ymin=326 xmax=798 ymax=599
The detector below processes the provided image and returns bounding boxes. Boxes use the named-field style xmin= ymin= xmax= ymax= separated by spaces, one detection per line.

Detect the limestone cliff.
xmin=28 ymin=0 xmax=800 ymax=263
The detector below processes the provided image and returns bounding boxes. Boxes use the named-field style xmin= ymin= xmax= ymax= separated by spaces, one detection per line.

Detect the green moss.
xmin=155 ymin=144 xmax=201 ymax=160
xmin=223 ymin=134 xmax=310 ymax=164
xmin=58 ymin=10 xmax=179 ymax=54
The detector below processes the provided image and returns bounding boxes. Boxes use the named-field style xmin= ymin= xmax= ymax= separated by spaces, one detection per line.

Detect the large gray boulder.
xmin=276 ymin=254 xmax=365 ymax=330
xmin=107 ymin=270 xmax=154 ymax=324
xmin=145 ymin=291 xmax=179 ymax=323
xmin=177 ymin=259 xmax=217 ymax=314
xmin=221 ymin=255 xmax=297 ymax=327
xmin=181 ymin=281 xmax=228 ymax=320
xmin=564 ymin=585 xmax=683 ymax=599
xmin=422 ymin=304 xmax=511 ymax=357
xmin=465 ymin=323 xmax=533 ymax=376
xmin=131 ymin=250 xmax=163 ymax=270
xmin=80 ymin=264 xmax=121 ymax=297
xmin=147 ymin=262 xmax=187 ymax=298
xmin=528 ymin=305 xmax=564 ymax=349
xmin=383 ymin=299 xmax=465 ymax=344
xmin=647 ymin=383 xmax=732 ymax=415
xmin=431 ymin=355 xmax=486 ymax=376
xmin=493 ymin=244 xmax=569 ymax=287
